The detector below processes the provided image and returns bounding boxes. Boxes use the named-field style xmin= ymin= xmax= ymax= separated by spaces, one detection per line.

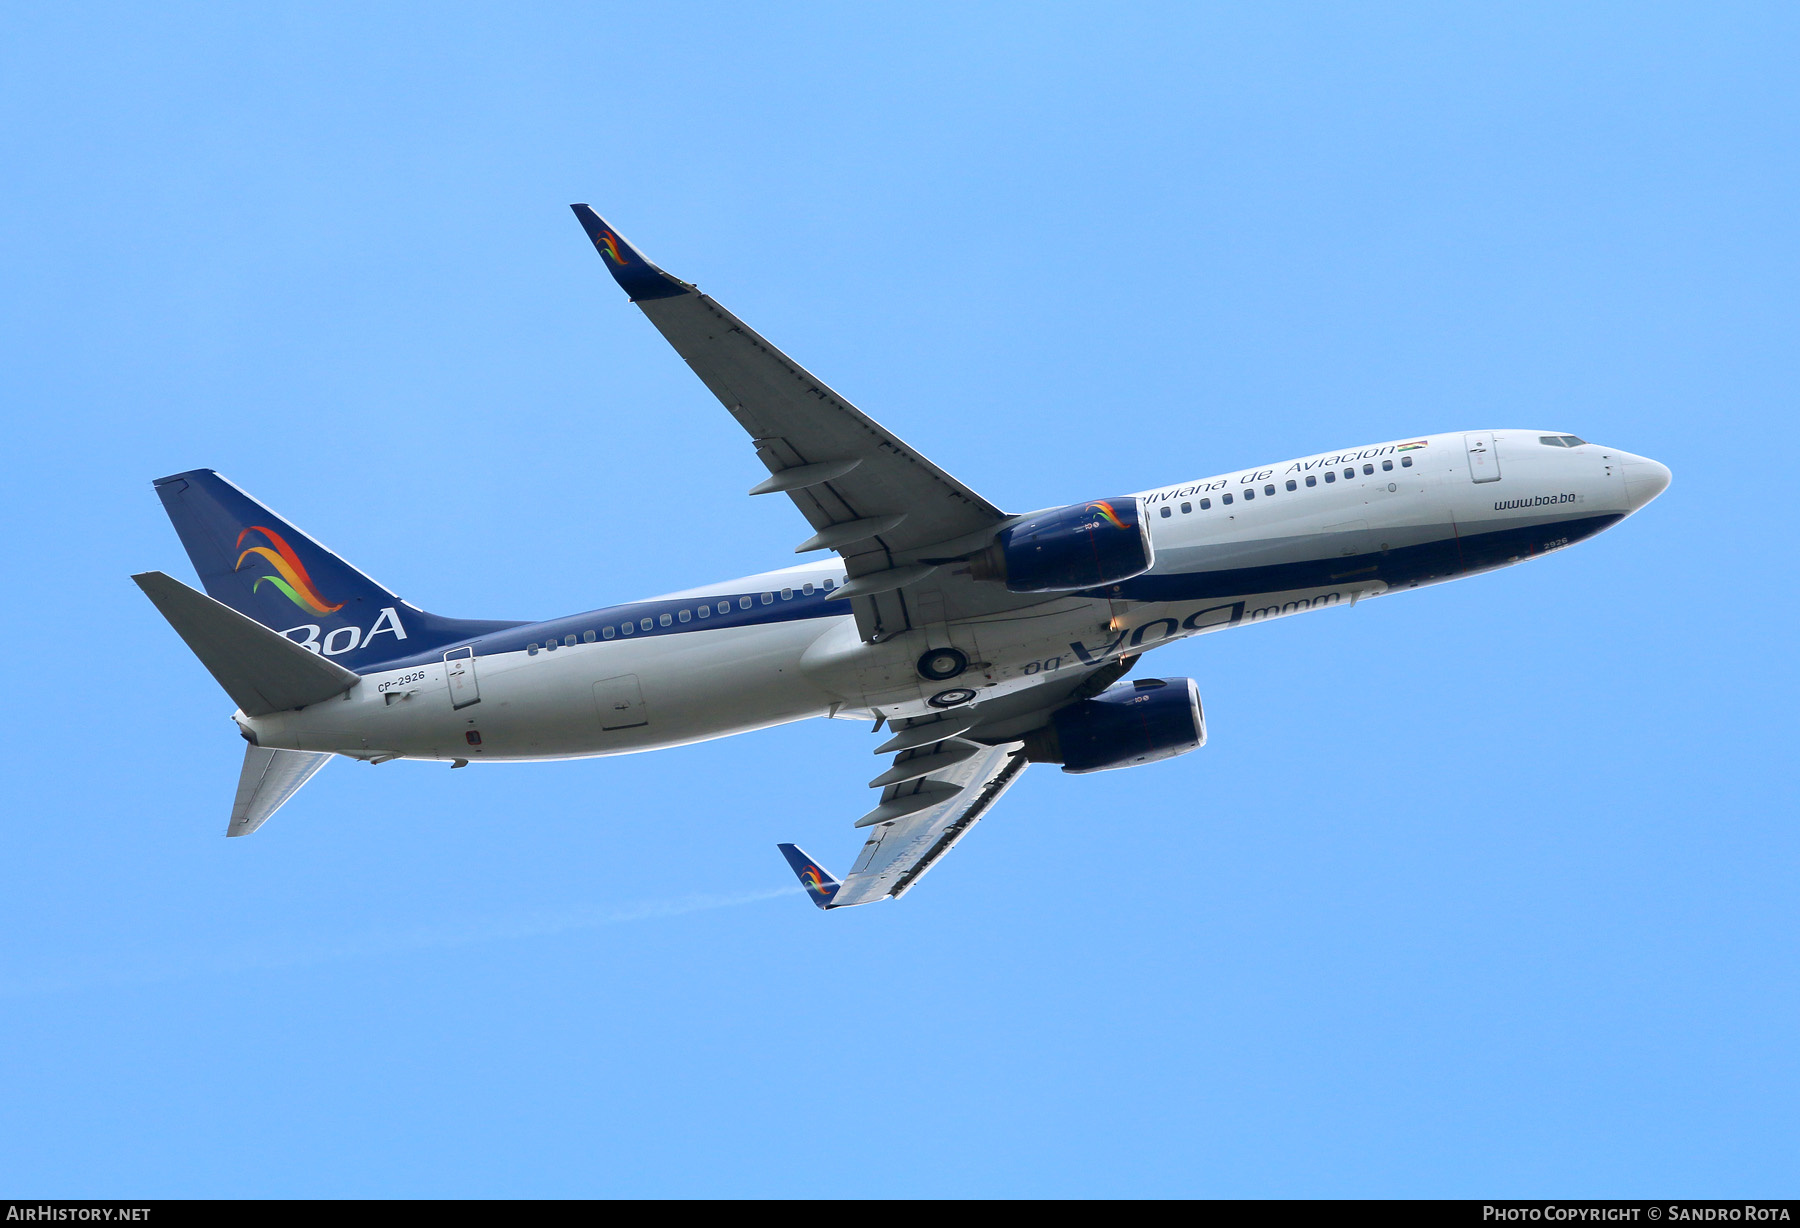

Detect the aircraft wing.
xmin=790 ymin=738 xmax=1029 ymax=910
xmin=774 ymin=659 xmax=1135 ymax=909
xmin=572 ymin=206 xmax=1031 ymax=641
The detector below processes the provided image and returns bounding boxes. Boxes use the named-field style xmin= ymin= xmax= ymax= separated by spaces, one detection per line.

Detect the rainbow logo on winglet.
xmin=1086 ymin=500 xmax=1127 ymax=530
xmin=594 ymin=229 xmax=628 ymax=266
xmin=234 ymin=525 xmax=343 ymax=615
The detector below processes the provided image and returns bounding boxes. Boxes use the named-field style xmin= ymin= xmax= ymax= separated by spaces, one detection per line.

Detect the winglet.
xmin=777 ymin=843 xmax=842 ymax=910
xmin=569 ymin=205 xmax=690 ymax=302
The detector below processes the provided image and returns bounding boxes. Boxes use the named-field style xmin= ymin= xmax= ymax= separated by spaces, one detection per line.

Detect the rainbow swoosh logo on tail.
xmin=1086 ymin=500 xmax=1127 ymax=530
xmin=234 ymin=525 xmax=343 ymax=615
xmin=799 ymin=866 xmax=829 ymax=896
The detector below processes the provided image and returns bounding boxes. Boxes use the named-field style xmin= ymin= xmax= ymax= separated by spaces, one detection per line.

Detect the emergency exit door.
xmin=1465 ymin=432 xmax=1501 ymax=483
xmin=594 ymin=674 xmax=649 ymax=730
xmin=445 ymin=646 xmax=480 ymax=709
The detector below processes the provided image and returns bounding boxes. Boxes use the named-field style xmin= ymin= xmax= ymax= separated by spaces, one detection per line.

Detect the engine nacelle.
xmin=971 ymin=497 xmax=1154 ymax=593
xmin=1023 ymin=678 xmax=1206 ymax=774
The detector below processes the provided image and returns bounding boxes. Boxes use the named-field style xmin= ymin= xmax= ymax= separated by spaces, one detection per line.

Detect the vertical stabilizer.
xmin=230 ymin=746 xmax=332 ymax=837
xmin=151 ymin=469 xmax=523 ymax=670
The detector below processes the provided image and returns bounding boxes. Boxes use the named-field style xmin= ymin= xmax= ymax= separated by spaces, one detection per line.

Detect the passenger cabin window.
xmin=527 ymin=643 xmax=538 ymax=654
xmin=1243 ymin=488 xmax=1255 ymax=500
xmin=822 ymin=579 xmax=835 ymax=591
xmin=1363 ymin=464 xmax=1374 ymax=475
xmin=620 ymin=623 xmax=633 ymax=636
xmin=678 ymin=609 xmax=691 ymax=622
xmin=1402 ymin=456 xmax=1413 ymax=467
xmin=545 ymin=639 xmax=556 ymax=651
xmin=781 ymin=588 xmax=792 ymax=600
xmin=803 ymin=582 xmax=814 ymax=595
xmin=1306 ymin=475 xmax=1317 ymax=487
xmin=1199 ymin=498 xmax=1211 ymax=509
xmin=583 ymin=630 xmax=596 ymax=643
xmin=1382 ymin=459 xmax=1393 ymax=471
xmin=1343 ymin=468 xmax=1355 ymax=480
xmin=718 ymin=601 xmax=730 ymax=613
xmin=740 ymin=596 xmax=752 ymax=609
xmin=1180 ymin=501 xmax=1191 ymax=513
xmin=564 ymin=635 xmax=576 ymax=646
xmin=761 ymin=592 xmax=773 ymax=604
xmin=659 ymin=613 xmax=672 ymax=627
xmin=602 ymin=626 xmax=615 ymax=639
xmin=1286 ymin=480 xmax=1296 ymax=491
xmin=1325 ymin=472 xmax=1336 ymax=483
xmin=1222 ymin=492 xmax=1233 ymax=504
xmin=1160 ymin=506 xmax=1172 ymax=518
xmin=640 ymin=618 xmax=653 ymax=631
xmin=1264 ymin=484 xmax=1275 ymax=496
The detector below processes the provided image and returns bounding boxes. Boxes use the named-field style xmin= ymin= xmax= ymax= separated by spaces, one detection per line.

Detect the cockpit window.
xmin=1540 ymin=434 xmax=1588 ymax=448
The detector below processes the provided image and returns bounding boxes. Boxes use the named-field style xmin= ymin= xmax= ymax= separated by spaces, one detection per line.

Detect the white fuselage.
xmin=240 ymin=430 xmax=1667 ymax=763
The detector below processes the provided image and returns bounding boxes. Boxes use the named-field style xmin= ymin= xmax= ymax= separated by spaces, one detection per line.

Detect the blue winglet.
xmin=777 ymin=843 xmax=842 ymax=910
xmin=569 ymin=205 xmax=689 ymax=302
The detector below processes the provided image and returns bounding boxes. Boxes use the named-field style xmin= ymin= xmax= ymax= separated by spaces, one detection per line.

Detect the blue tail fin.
xmin=151 ymin=469 xmax=522 ymax=671
xmin=777 ymin=844 xmax=841 ymax=910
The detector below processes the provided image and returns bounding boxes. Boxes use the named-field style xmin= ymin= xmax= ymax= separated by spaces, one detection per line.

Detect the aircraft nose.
xmin=1619 ymin=453 xmax=1672 ymax=511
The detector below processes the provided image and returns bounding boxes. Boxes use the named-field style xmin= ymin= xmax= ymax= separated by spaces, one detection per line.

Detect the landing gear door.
xmin=445 ymin=646 xmax=480 ymax=710
xmin=1465 ymin=432 xmax=1501 ymax=484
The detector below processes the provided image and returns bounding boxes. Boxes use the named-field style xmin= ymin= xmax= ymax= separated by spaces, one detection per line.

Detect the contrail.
xmin=0 ymin=886 xmax=799 ymax=1000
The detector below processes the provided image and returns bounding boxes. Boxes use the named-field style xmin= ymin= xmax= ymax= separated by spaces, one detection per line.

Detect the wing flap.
xmin=830 ymin=743 xmax=1027 ymax=907
xmin=773 ymin=661 xmax=1135 ymax=910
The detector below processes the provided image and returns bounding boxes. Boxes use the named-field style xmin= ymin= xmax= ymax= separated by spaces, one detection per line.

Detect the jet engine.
xmin=969 ymin=497 xmax=1155 ymax=592
xmin=1022 ymin=677 xmax=1205 ymax=774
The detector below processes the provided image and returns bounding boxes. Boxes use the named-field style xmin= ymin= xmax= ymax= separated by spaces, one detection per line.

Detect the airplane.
xmin=133 ymin=205 xmax=1672 ymax=910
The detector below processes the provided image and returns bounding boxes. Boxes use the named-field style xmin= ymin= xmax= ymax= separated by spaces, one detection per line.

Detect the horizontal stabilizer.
xmin=133 ymin=571 xmax=359 ymax=716
xmin=777 ymin=843 xmax=841 ymax=909
xmin=230 ymin=745 xmax=331 ymax=837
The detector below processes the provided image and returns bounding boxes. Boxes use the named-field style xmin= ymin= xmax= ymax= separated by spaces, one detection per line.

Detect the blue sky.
xmin=2 ymin=3 xmax=1795 ymax=1197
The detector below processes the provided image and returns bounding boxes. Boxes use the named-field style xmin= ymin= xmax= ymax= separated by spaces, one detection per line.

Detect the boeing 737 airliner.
xmin=135 ymin=206 xmax=1671 ymax=909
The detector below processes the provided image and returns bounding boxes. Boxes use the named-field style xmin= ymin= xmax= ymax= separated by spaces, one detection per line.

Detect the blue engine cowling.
xmin=971 ymin=497 xmax=1155 ymax=592
xmin=1024 ymin=678 xmax=1206 ymax=774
